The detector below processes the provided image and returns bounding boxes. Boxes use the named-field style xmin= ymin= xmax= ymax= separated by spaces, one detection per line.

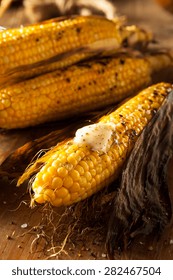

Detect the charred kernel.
xmin=66 ymin=77 xmax=71 ymax=83
xmin=120 ymin=59 xmax=125 ymax=64
xmin=76 ymin=27 xmax=81 ymax=33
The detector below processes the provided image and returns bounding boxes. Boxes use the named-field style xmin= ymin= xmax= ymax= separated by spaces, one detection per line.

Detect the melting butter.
xmin=73 ymin=122 xmax=116 ymax=153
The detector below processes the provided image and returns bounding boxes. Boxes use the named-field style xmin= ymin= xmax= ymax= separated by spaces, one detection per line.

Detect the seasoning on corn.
xmin=0 ymin=15 xmax=153 ymax=85
xmin=0 ymin=52 xmax=172 ymax=129
xmin=17 ymin=82 xmax=173 ymax=207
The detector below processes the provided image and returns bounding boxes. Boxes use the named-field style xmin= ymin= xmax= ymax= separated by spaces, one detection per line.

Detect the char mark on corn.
xmin=0 ymin=52 xmax=171 ymax=129
xmin=0 ymin=15 xmax=153 ymax=84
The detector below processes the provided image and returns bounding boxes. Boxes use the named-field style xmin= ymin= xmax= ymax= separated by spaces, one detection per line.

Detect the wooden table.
xmin=0 ymin=0 xmax=173 ymax=260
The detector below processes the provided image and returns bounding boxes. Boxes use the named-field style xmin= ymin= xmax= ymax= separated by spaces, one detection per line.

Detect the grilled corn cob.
xmin=0 ymin=52 xmax=171 ymax=129
xmin=0 ymin=15 xmax=152 ymax=84
xmin=18 ymin=82 xmax=173 ymax=207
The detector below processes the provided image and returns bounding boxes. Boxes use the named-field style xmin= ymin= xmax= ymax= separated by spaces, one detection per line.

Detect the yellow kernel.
xmin=95 ymin=165 xmax=102 ymax=174
xmin=88 ymin=155 xmax=97 ymax=165
xmin=70 ymin=192 xmax=79 ymax=201
xmin=47 ymin=166 xmax=57 ymax=176
xmin=63 ymin=176 xmax=73 ymax=188
xmin=42 ymin=172 xmax=51 ymax=183
xmin=52 ymin=177 xmax=63 ymax=189
xmin=69 ymin=170 xmax=80 ymax=181
xmin=58 ymin=154 xmax=67 ymax=163
xmin=79 ymin=161 xmax=89 ymax=171
xmin=55 ymin=187 xmax=69 ymax=198
xmin=79 ymin=176 xmax=87 ymax=187
xmin=103 ymin=169 xmax=110 ymax=179
xmin=90 ymin=169 xmax=96 ymax=176
xmin=67 ymin=154 xmax=77 ymax=165
xmin=78 ymin=187 xmax=86 ymax=197
xmin=75 ymin=165 xmax=84 ymax=175
xmin=52 ymin=159 xmax=60 ymax=168
xmin=52 ymin=197 xmax=63 ymax=207
xmin=43 ymin=189 xmax=56 ymax=203
xmin=40 ymin=165 xmax=47 ymax=173
xmin=87 ymin=160 xmax=94 ymax=169
xmin=85 ymin=171 xmax=92 ymax=182
xmin=91 ymin=178 xmax=96 ymax=188
xmin=66 ymin=143 xmax=78 ymax=153
xmin=34 ymin=194 xmax=45 ymax=204
xmin=33 ymin=176 xmax=43 ymax=186
xmin=102 ymin=154 xmax=111 ymax=165
xmin=70 ymin=182 xmax=80 ymax=193
xmin=63 ymin=194 xmax=71 ymax=204
xmin=57 ymin=166 xmax=68 ymax=177
xmin=81 ymin=192 xmax=88 ymax=200
xmin=86 ymin=188 xmax=94 ymax=196
xmin=95 ymin=174 xmax=101 ymax=184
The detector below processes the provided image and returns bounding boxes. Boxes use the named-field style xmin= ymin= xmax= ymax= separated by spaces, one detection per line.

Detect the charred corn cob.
xmin=0 ymin=52 xmax=171 ymax=129
xmin=18 ymin=82 xmax=173 ymax=207
xmin=0 ymin=52 xmax=172 ymax=129
xmin=0 ymin=15 xmax=152 ymax=84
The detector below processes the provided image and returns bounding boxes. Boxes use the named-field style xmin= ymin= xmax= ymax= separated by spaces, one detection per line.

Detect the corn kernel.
xmin=57 ymin=167 xmax=68 ymax=178
xmin=52 ymin=197 xmax=63 ymax=207
xmin=69 ymin=170 xmax=80 ymax=181
xmin=43 ymin=189 xmax=56 ymax=203
xmin=75 ymin=165 xmax=84 ymax=175
xmin=52 ymin=177 xmax=63 ymax=189
xmin=63 ymin=176 xmax=73 ymax=188
xmin=70 ymin=182 xmax=81 ymax=193
xmin=56 ymin=187 xmax=69 ymax=198
xmin=63 ymin=194 xmax=71 ymax=204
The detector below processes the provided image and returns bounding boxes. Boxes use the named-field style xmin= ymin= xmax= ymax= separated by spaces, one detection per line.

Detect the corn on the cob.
xmin=0 ymin=53 xmax=171 ymax=129
xmin=0 ymin=15 xmax=152 ymax=84
xmin=17 ymin=82 xmax=173 ymax=207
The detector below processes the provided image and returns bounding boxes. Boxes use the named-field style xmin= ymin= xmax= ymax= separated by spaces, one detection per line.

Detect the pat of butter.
xmin=73 ymin=122 xmax=116 ymax=153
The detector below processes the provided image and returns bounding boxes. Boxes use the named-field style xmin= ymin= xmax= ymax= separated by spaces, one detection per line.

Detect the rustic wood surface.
xmin=0 ymin=0 xmax=173 ymax=260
